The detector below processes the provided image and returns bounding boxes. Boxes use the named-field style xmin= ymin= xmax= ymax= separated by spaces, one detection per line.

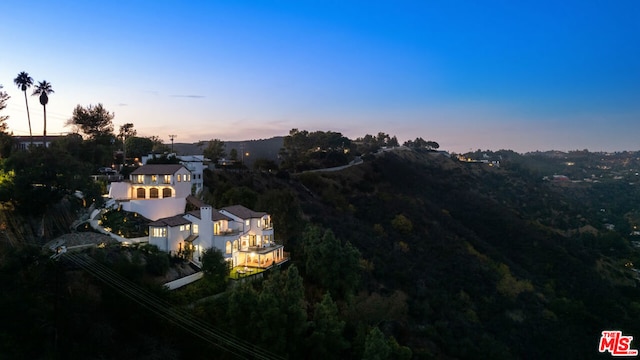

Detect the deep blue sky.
xmin=1 ymin=1 xmax=638 ymax=152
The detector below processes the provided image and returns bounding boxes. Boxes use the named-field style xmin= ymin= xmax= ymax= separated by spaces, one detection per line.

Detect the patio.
xmin=228 ymin=256 xmax=290 ymax=280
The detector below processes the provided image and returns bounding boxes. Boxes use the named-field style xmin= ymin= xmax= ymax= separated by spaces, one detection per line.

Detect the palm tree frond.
xmin=14 ymin=71 xmax=34 ymax=91
xmin=32 ymin=81 xmax=54 ymax=96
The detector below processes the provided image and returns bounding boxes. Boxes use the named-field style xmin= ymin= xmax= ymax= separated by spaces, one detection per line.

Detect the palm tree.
xmin=32 ymin=81 xmax=54 ymax=147
xmin=13 ymin=71 xmax=34 ymax=147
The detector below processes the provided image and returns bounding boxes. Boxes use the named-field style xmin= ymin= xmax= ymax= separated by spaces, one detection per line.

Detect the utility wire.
xmin=63 ymin=253 xmax=284 ymax=360
xmin=64 ymin=253 xmax=279 ymax=360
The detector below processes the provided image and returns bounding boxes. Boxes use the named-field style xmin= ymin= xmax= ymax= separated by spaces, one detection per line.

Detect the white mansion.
xmin=107 ymin=164 xmax=287 ymax=269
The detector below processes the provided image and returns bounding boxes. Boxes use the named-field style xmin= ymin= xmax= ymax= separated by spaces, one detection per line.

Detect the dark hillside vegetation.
xmin=2 ymin=146 xmax=640 ymax=359
xmin=292 ymin=149 xmax=640 ymax=358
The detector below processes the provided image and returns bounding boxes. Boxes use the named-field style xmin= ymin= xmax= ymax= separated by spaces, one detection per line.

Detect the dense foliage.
xmin=3 ymin=126 xmax=640 ymax=358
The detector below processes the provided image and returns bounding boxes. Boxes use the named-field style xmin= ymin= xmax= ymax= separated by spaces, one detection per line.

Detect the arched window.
xmin=162 ymin=188 xmax=172 ymax=198
xmin=226 ymin=241 xmax=232 ymax=254
xmin=150 ymin=188 xmax=159 ymax=198
xmin=136 ymin=188 xmax=145 ymax=199
xmin=233 ymin=240 xmax=238 ymax=251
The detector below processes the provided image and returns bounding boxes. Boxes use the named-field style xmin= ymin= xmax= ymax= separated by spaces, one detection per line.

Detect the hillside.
xmin=2 ymin=146 xmax=640 ymax=359
xmin=289 ymin=149 xmax=640 ymax=358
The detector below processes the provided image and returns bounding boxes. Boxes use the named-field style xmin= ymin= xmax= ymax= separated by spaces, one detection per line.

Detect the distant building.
xmin=13 ymin=135 xmax=65 ymax=150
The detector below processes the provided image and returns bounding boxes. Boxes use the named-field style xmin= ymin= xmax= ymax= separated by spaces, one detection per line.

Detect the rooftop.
xmin=130 ymin=164 xmax=186 ymax=175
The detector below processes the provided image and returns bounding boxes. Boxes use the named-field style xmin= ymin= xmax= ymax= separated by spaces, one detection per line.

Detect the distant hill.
xmin=172 ymin=136 xmax=284 ymax=167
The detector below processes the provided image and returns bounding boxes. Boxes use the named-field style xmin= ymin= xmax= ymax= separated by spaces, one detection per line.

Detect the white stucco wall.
xmin=121 ymin=197 xmax=187 ymax=221
xmin=108 ymin=182 xmax=131 ymax=200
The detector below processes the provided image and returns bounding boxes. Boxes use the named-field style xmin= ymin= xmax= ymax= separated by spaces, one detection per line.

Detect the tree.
xmin=149 ymin=135 xmax=168 ymax=153
xmin=1 ymin=145 xmax=95 ymax=220
xmin=201 ymin=247 xmax=229 ymax=289
xmin=125 ymin=136 xmax=154 ymax=160
xmin=308 ymin=292 xmax=348 ymax=359
xmin=65 ymin=104 xmax=117 ymax=166
xmin=118 ymin=123 xmax=137 ymax=140
xmin=362 ymin=327 xmax=391 ymax=360
xmin=255 ymin=266 xmax=308 ymax=357
xmin=425 ymin=141 xmax=440 ymax=150
xmin=402 ymin=137 xmax=438 ymax=150
xmin=67 ymin=103 xmax=115 ymax=140
xmin=226 ymin=281 xmax=259 ymax=337
xmin=252 ymin=158 xmax=279 ymax=172
xmin=0 ymin=85 xmax=9 ymax=132
xmin=391 ymin=214 xmax=413 ymax=235
xmin=220 ymin=186 xmax=258 ymax=208
xmin=143 ymin=244 xmax=170 ymax=276
xmin=229 ymin=148 xmax=238 ymax=161
xmin=301 ymin=225 xmax=362 ymax=298
xmin=256 ymin=189 xmax=304 ymax=247
xmin=13 ymin=72 xmax=34 ymax=146
xmin=280 ymin=129 xmax=352 ymax=171
xmin=32 ymin=81 xmax=54 ymax=146
xmin=145 ymin=153 xmax=180 ymax=164
xmin=201 ymin=139 xmax=226 ymax=162
xmin=119 ymin=123 xmax=137 ymax=165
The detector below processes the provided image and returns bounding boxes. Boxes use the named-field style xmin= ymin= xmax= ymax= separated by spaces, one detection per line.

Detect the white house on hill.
xmin=140 ymin=154 xmax=210 ymax=195
xmin=108 ymin=164 xmax=192 ymax=221
xmin=149 ymin=200 xmax=286 ymax=269
xmin=108 ymin=164 xmax=287 ymax=269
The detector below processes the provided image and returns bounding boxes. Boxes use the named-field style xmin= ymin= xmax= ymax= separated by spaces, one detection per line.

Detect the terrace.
xmin=228 ymin=254 xmax=290 ymax=280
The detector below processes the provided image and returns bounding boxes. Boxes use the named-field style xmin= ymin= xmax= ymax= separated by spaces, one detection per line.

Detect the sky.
xmin=1 ymin=1 xmax=639 ymax=153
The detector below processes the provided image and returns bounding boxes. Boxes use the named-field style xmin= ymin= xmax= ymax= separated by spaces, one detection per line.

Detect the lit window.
xmin=151 ymin=175 xmax=157 ymax=183
xmin=186 ymin=224 xmax=190 ymax=231
xmin=193 ymin=224 xmax=199 ymax=234
xmin=152 ymin=227 xmax=166 ymax=237
xmin=245 ymin=220 xmax=250 ymax=226
xmin=177 ymin=175 xmax=181 ymax=182
xmin=180 ymin=225 xmax=185 ymax=231
xmin=164 ymin=175 xmax=171 ymax=184
xmin=136 ymin=175 xmax=144 ymax=183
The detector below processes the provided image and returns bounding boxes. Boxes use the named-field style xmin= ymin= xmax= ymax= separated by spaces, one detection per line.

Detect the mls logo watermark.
xmin=599 ymin=331 xmax=638 ymax=356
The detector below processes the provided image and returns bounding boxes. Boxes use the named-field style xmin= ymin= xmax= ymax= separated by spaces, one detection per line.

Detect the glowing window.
xmin=151 ymin=228 xmax=166 ymax=237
